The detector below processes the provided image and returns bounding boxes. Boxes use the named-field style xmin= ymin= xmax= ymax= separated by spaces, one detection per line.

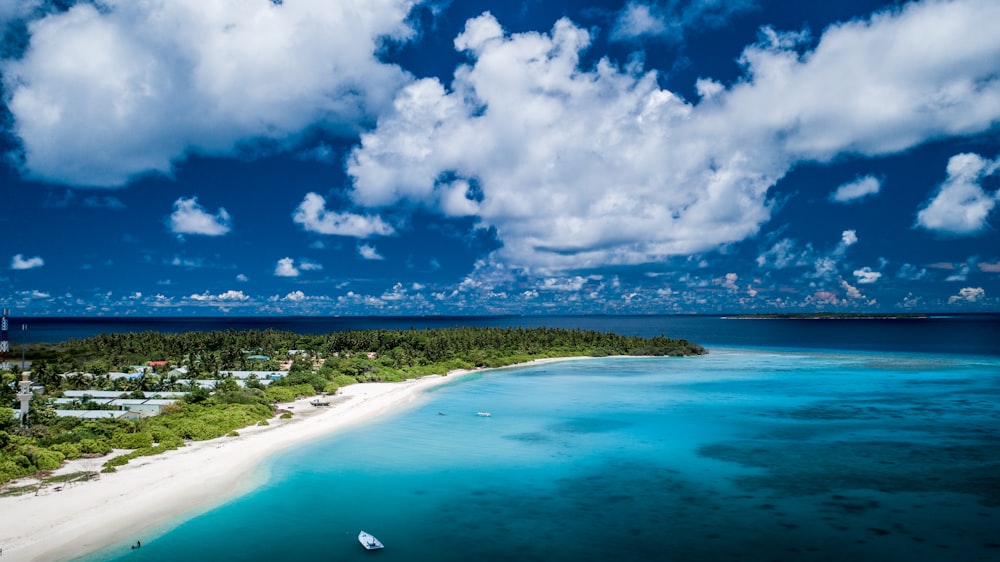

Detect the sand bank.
xmin=0 ymin=357 xmax=580 ymax=561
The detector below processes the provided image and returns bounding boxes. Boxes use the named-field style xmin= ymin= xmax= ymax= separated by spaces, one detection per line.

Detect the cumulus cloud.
xmin=916 ymin=152 xmax=999 ymax=235
xmin=188 ymin=290 xmax=249 ymax=302
xmin=274 ymin=257 xmax=299 ymax=277
xmin=358 ymin=244 xmax=384 ymax=260
xmin=298 ymin=260 xmax=323 ymax=271
xmin=830 ymin=175 xmax=881 ymax=204
xmin=721 ymin=272 xmax=739 ymax=291
xmin=169 ymin=197 xmax=231 ymax=236
xmin=946 ymin=263 xmax=972 ymax=282
xmin=756 ymin=238 xmax=810 ymax=269
xmin=897 ymin=263 xmax=927 ymax=281
xmin=16 ymin=289 xmax=50 ymax=299
xmin=2 ymin=0 xmax=416 ymax=186
xmin=853 ymin=266 xmax=882 ymax=284
xmin=348 ymin=1 xmax=1000 ymax=272
xmin=611 ymin=2 xmax=667 ymax=40
xmin=169 ymin=256 xmax=203 ymax=268
xmin=283 ymin=290 xmax=306 ymax=302
xmin=839 ymin=230 xmax=858 ymax=250
xmin=840 ymin=279 xmax=864 ymax=299
xmin=0 ymin=0 xmax=43 ymax=23
xmin=611 ymin=0 xmax=757 ymax=43
xmin=948 ymin=286 xmax=985 ymax=304
xmin=293 ymin=193 xmax=395 ymax=238
xmin=273 ymin=257 xmax=321 ymax=277
xmin=10 ymin=253 xmax=44 ymax=270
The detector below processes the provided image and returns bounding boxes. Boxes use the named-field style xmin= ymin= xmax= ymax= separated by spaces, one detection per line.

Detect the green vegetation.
xmin=1 ymin=326 xmax=704 ymax=485
xmin=722 ymin=313 xmax=930 ymax=319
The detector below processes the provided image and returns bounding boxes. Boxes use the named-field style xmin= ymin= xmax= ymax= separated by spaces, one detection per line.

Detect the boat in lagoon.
xmin=358 ymin=531 xmax=384 ymax=550
xmin=477 ymin=411 xmax=491 ymax=417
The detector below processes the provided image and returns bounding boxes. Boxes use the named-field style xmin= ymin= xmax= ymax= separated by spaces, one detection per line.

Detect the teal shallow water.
xmin=96 ymin=350 xmax=1000 ymax=561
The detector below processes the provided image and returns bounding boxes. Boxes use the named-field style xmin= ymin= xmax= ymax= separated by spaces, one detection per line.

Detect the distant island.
xmin=1 ymin=326 xmax=705 ymax=486
xmin=721 ymin=313 xmax=930 ymax=320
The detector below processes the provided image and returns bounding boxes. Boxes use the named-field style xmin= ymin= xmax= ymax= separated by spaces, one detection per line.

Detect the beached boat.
xmin=477 ymin=411 xmax=492 ymax=417
xmin=310 ymin=398 xmax=330 ymax=406
xmin=358 ymin=530 xmax=384 ymax=550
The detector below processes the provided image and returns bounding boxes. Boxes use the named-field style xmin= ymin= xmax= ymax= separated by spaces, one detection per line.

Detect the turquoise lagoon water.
xmin=96 ymin=349 xmax=1000 ymax=562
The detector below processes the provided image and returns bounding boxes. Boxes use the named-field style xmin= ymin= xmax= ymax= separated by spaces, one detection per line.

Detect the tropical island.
xmin=2 ymin=326 xmax=704 ymax=487
xmin=721 ymin=313 xmax=931 ymax=319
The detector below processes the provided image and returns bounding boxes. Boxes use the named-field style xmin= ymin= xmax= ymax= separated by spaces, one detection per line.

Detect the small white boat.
xmin=358 ymin=530 xmax=384 ymax=550
xmin=310 ymin=399 xmax=330 ymax=406
xmin=477 ymin=411 xmax=492 ymax=417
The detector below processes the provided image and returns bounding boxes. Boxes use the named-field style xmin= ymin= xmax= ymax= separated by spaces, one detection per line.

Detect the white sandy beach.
xmin=0 ymin=358 xmax=580 ymax=561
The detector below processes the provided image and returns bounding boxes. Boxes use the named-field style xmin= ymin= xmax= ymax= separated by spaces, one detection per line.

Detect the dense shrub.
xmin=111 ymin=431 xmax=154 ymax=450
xmin=26 ymin=446 xmax=65 ymax=471
xmin=49 ymin=442 xmax=82 ymax=460
xmin=0 ymin=454 xmax=35 ymax=484
xmin=147 ymin=403 xmax=273 ymax=441
xmin=263 ymin=384 xmax=315 ymax=403
xmin=78 ymin=438 xmax=113 ymax=455
xmin=0 ymin=407 xmax=17 ymax=432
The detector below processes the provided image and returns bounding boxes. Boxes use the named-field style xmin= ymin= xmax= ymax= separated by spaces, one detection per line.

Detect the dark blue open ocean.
xmin=58 ymin=315 xmax=1000 ymax=561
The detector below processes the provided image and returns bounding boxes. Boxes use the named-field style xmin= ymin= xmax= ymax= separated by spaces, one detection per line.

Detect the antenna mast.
xmin=1 ymin=308 xmax=9 ymax=371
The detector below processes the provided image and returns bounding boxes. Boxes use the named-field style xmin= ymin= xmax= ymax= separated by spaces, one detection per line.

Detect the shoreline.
xmin=0 ymin=357 xmax=584 ymax=561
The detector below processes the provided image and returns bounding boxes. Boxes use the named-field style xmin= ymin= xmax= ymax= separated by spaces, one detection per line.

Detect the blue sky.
xmin=1 ymin=0 xmax=998 ymax=316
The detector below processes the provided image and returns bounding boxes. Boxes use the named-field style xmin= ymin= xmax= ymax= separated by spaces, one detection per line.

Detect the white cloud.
xmin=611 ymin=0 xmax=756 ymax=43
xmin=298 ymin=260 xmax=323 ymax=271
xmin=169 ymin=197 xmax=231 ymax=236
xmin=853 ymin=267 xmax=882 ymax=284
xmin=348 ymin=1 xmax=1000 ymax=272
xmin=188 ymin=290 xmax=249 ymax=302
xmin=283 ymin=290 xmax=306 ymax=302
xmin=273 ymin=257 xmax=321 ymax=277
xmin=236 ymin=273 xmax=248 ymax=282
xmin=916 ymin=152 xmax=999 ymax=235
xmin=274 ymin=257 xmax=299 ymax=278
xmin=804 ymin=229 xmax=861 ymax=281
xmin=948 ymin=286 xmax=985 ymax=304
xmin=358 ymin=244 xmax=384 ymax=261
xmin=809 ymin=257 xmax=837 ymax=280
xmin=830 ymin=175 xmax=881 ymax=204
xmin=756 ymin=238 xmax=810 ymax=269
xmin=946 ymin=264 xmax=971 ymax=282
xmin=0 ymin=0 xmax=42 ymax=24
xmin=169 ymin=256 xmax=203 ymax=268
xmin=840 ymin=279 xmax=864 ymax=299
xmin=15 ymin=289 xmax=50 ymax=300
xmin=540 ymin=276 xmax=600 ymax=292
xmin=839 ymin=230 xmax=858 ymax=249
xmin=10 ymin=253 xmax=44 ymax=270
xmin=896 ymin=263 xmax=927 ymax=281
xmin=293 ymin=193 xmax=395 ymax=238
xmin=721 ymin=272 xmax=739 ymax=291
xmin=2 ymin=0 xmax=416 ymax=186
xmin=611 ymin=2 xmax=668 ymax=40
